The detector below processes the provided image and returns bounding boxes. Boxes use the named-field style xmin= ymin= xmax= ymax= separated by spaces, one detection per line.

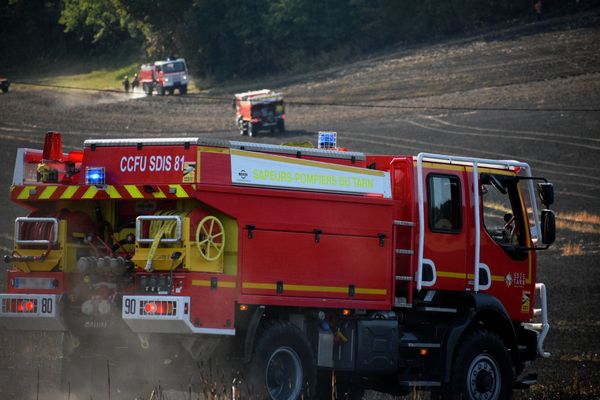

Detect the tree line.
xmin=0 ymin=0 xmax=596 ymax=80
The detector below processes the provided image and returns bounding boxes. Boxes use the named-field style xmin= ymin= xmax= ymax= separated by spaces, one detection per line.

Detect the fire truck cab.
xmin=234 ymin=89 xmax=285 ymax=137
xmin=1 ymin=132 xmax=555 ymax=399
xmin=139 ymin=58 xmax=189 ymax=96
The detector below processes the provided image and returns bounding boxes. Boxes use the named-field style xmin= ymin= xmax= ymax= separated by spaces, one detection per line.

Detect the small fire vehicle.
xmin=234 ymin=89 xmax=285 ymax=136
xmin=139 ymin=58 xmax=188 ymax=96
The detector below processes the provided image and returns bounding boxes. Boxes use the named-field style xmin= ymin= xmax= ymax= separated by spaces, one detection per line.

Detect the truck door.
xmin=478 ymin=172 xmax=534 ymax=320
xmin=422 ymin=168 xmax=469 ymax=291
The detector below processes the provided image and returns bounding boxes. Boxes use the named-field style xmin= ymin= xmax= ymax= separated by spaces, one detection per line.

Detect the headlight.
xmin=183 ymin=75 xmax=188 ymax=80
xmin=164 ymin=77 xmax=169 ymax=82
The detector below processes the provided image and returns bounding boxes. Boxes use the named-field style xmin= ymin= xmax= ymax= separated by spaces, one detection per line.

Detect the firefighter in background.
xmin=132 ymin=74 xmax=139 ymax=92
xmin=534 ymin=0 xmax=543 ymax=20
xmin=122 ymin=76 xmax=130 ymax=93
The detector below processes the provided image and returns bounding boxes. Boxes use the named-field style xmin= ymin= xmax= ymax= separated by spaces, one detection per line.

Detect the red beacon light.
xmin=25 ymin=301 xmax=35 ymax=312
xmin=42 ymin=131 xmax=63 ymax=161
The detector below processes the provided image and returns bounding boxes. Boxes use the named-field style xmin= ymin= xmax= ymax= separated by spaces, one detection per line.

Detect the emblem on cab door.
xmin=505 ymin=273 xmax=513 ymax=288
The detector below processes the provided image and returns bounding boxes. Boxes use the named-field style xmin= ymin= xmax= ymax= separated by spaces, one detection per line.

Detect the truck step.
xmin=393 ymin=220 xmax=415 ymax=227
xmin=395 ymin=248 xmax=414 ymax=255
xmin=394 ymin=297 xmax=412 ymax=308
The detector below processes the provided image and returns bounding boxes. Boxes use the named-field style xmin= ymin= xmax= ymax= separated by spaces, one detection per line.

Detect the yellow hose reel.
xmin=195 ymin=216 xmax=225 ymax=261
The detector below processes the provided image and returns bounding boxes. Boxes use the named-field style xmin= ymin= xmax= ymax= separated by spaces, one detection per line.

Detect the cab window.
xmin=480 ymin=173 xmax=528 ymax=259
xmin=427 ymin=174 xmax=462 ymax=233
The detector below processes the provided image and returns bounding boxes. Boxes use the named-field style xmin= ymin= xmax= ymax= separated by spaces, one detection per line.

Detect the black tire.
xmin=1 ymin=86 xmax=8 ymax=93
xmin=247 ymin=321 xmax=316 ymax=400
xmin=250 ymin=123 xmax=259 ymax=137
xmin=168 ymin=87 xmax=174 ymax=95
xmin=444 ymin=329 xmax=513 ymax=400
xmin=180 ymin=85 xmax=188 ymax=95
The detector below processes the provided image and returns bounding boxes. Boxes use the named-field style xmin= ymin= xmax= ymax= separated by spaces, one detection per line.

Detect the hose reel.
xmin=137 ymin=210 xmax=226 ymax=271
xmin=195 ymin=216 xmax=225 ymax=261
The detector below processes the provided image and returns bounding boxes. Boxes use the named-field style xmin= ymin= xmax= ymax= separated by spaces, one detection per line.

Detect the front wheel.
xmin=179 ymin=85 xmax=187 ymax=95
xmin=444 ymin=329 xmax=513 ymax=400
xmin=247 ymin=321 xmax=316 ymax=400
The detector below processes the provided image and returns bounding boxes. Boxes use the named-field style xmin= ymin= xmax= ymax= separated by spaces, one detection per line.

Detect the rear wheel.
xmin=444 ymin=329 xmax=513 ymax=400
xmin=247 ymin=321 xmax=316 ymax=400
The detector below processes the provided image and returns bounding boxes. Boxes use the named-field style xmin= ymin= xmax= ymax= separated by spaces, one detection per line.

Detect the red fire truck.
xmin=234 ymin=89 xmax=285 ymax=137
xmin=139 ymin=58 xmax=189 ymax=96
xmin=1 ymin=132 xmax=555 ymax=399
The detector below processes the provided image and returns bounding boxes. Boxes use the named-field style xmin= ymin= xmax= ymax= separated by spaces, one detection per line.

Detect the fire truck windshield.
xmin=163 ymin=62 xmax=186 ymax=73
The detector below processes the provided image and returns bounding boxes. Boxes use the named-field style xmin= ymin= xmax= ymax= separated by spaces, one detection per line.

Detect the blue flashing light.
xmin=85 ymin=167 xmax=106 ymax=185
xmin=318 ymin=131 xmax=337 ymax=149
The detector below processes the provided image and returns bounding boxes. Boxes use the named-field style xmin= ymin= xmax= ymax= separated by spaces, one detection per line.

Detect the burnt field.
xmin=0 ymin=10 xmax=599 ymax=400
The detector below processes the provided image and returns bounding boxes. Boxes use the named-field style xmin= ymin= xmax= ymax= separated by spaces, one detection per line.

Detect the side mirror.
xmin=541 ymin=209 xmax=556 ymax=246
xmin=537 ymin=182 xmax=554 ymax=207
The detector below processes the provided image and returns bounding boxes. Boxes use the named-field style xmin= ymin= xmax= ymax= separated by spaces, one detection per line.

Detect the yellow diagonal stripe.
xmin=124 ymin=185 xmax=143 ymax=198
xmin=82 ymin=186 xmax=98 ymax=199
xmin=39 ymin=186 xmax=58 ymax=200
xmin=106 ymin=185 xmax=122 ymax=199
xmin=60 ymin=186 xmax=78 ymax=199
xmin=169 ymin=185 xmax=188 ymax=198
xmin=17 ymin=186 xmax=36 ymax=200
xmin=152 ymin=187 xmax=166 ymax=199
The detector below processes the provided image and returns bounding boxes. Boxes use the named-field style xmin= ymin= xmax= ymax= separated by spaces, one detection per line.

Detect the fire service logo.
xmin=238 ymin=170 xmax=248 ymax=179
xmin=505 ymin=273 xmax=513 ymax=288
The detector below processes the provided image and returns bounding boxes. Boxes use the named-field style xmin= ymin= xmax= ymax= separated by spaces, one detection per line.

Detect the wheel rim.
xmin=265 ymin=346 xmax=303 ymax=400
xmin=467 ymin=354 xmax=501 ymax=400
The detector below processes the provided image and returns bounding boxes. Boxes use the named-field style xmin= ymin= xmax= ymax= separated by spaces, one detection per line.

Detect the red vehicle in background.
xmin=234 ymin=89 xmax=285 ymax=136
xmin=139 ymin=58 xmax=188 ymax=96
xmin=0 ymin=76 xmax=10 ymax=93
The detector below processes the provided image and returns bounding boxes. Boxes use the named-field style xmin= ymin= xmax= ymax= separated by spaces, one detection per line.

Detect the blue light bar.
xmin=318 ymin=131 xmax=337 ymax=149
xmin=85 ymin=167 xmax=106 ymax=185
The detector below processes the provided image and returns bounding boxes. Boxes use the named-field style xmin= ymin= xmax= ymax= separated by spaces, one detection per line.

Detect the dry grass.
xmin=561 ymin=242 xmax=584 ymax=256
xmin=485 ymin=202 xmax=600 ymax=235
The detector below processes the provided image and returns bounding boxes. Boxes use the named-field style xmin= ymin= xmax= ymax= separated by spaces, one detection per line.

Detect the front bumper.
xmin=0 ymin=293 xmax=65 ymax=331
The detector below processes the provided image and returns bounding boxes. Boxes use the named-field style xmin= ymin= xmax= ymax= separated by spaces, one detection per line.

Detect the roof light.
xmin=85 ymin=167 xmax=105 ymax=185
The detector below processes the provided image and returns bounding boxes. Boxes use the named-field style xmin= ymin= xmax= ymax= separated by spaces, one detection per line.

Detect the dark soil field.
xmin=0 ymin=10 xmax=599 ymax=400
